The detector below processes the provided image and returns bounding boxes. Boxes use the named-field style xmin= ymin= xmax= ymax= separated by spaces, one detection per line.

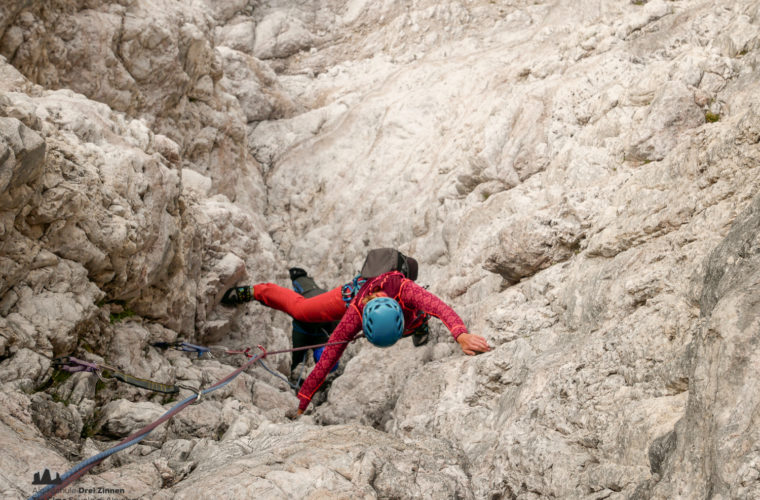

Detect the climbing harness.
xmin=32 ymin=335 xmax=362 ymax=500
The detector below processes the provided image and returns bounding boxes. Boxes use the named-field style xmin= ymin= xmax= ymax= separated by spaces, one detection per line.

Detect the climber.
xmin=221 ymin=249 xmax=490 ymax=413
xmin=222 ymin=248 xmax=432 ymax=347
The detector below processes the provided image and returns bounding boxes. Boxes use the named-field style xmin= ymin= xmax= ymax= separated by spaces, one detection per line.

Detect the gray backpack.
xmin=360 ymin=248 xmax=414 ymax=279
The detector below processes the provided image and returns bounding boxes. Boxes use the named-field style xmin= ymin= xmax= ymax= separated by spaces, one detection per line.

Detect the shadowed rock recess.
xmin=1 ymin=1 xmax=759 ymax=499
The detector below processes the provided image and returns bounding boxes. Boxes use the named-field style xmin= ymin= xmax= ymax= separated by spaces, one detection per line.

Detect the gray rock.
xmin=0 ymin=116 xmax=45 ymax=193
xmin=30 ymin=392 xmax=84 ymax=443
xmin=253 ymin=11 xmax=314 ymax=60
xmin=648 ymin=193 xmax=760 ymax=499
xmin=164 ymin=423 xmax=474 ymax=499
xmin=95 ymin=399 xmax=166 ymax=441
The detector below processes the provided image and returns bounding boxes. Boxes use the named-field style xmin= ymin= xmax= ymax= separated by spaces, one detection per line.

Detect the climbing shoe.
xmin=221 ymin=285 xmax=253 ymax=306
xmin=289 ymin=267 xmax=308 ymax=281
xmin=412 ymin=322 xmax=430 ymax=347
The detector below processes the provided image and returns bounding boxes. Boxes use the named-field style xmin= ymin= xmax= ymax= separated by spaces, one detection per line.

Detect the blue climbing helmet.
xmin=362 ymin=297 xmax=404 ymax=347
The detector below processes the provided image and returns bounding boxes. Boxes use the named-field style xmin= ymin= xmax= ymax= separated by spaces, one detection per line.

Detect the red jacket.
xmin=297 ymin=271 xmax=468 ymax=411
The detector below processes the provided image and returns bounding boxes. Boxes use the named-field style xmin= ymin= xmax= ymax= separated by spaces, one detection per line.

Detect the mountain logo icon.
xmin=32 ymin=469 xmax=62 ymax=485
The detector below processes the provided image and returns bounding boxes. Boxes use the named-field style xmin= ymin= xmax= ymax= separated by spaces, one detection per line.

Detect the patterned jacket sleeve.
xmin=297 ymin=305 xmax=362 ymax=411
xmin=398 ymin=280 xmax=469 ymax=339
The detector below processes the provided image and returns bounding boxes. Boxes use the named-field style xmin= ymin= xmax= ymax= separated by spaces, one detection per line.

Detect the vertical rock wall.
xmin=1 ymin=1 xmax=760 ymax=499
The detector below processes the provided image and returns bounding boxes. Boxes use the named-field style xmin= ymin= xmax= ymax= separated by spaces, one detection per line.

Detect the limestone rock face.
xmin=148 ymin=423 xmax=474 ymax=500
xmin=644 ymin=195 xmax=760 ymax=500
xmin=1 ymin=1 xmax=760 ymax=499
